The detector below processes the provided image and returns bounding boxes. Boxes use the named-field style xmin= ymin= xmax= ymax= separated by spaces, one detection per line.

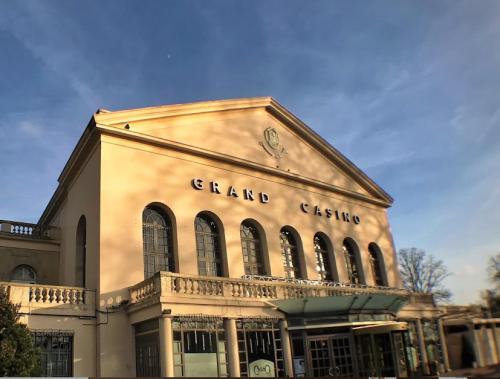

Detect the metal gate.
xmin=135 ymin=332 xmax=160 ymax=377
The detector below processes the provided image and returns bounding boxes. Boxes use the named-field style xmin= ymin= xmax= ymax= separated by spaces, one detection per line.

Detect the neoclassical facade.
xmin=0 ymin=98 xmax=445 ymax=377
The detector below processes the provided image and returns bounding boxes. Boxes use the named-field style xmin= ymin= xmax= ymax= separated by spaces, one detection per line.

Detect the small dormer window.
xmin=12 ymin=264 xmax=37 ymax=283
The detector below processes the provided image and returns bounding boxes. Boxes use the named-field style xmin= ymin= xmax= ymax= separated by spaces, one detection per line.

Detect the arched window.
xmin=12 ymin=265 xmax=37 ymax=283
xmin=143 ymin=206 xmax=175 ymax=279
xmin=240 ymin=221 xmax=266 ymax=275
xmin=75 ymin=215 xmax=86 ymax=287
xmin=342 ymin=238 xmax=363 ymax=284
xmin=368 ymin=243 xmax=387 ymax=286
xmin=280 ymin=228 xmax=302 ymax=279
xmin=195 ymin=213 xmax=223 ymax=277
xmin=314 ymin=233 xmax=333 ymax=281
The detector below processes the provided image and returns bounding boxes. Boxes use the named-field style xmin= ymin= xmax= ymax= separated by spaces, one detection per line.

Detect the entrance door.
xmin=308 ymin=335 xmax=356 ymax=377
xmin=309 ymin=338 xmax=332 ymax=377
xmin=356 ymin=333 xmax=397 ymax=377
xmin=330 ymin=334 xmax=356 ymax=377
xmin=135 ymin=332 xmax=160 ymax=377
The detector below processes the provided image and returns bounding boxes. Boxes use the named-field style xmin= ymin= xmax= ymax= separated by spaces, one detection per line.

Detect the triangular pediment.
xmin=94 ymin=98 xmax=392 ymax=205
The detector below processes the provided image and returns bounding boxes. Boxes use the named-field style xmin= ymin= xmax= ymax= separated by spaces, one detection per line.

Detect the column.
xmin=225 ymin=318 xmax=240 ymax=377
xmin=469 ymin=323 xmax=485 ymax=367
xmin=280 ymin=320 xmax=294 ymax=377
xmin=437 ymin=319 xmax=451 ymax=371
xmin=159 ymin=315 xmax=174 ymax=377
xmin=415 ymin=319 xmax=429 ymax=375
xmin=491 ymin=320 xmax=500 ymax=364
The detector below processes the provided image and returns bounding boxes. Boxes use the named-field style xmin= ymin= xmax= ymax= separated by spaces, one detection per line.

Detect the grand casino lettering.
xmin=191 ymin=178 xmax=270 ymax=203
xmin=300 ymin=202 xmax=361 ymax=224
xmin=191 ymin=178 xmax=360 ymax=224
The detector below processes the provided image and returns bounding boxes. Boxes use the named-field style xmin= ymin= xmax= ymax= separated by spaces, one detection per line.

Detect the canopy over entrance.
xmin=271 ymin=293 xmax=408 ymax=315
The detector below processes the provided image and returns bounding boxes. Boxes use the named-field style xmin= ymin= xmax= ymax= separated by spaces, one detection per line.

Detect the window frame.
xmin=368 ymin=242 xmax=388 ymax=286
xmin=342 ymin=238 xmax=365 ymax=285
xmin=11 ymin=264 xmax=37 ymax=284
xmin=240 ymin=220 xmax=267 ymax=276
xmin=279 ymin=227 xmax=304 ymax=279
xmin=143 ymin=205 xmax=176 ymax=279
xmin=195 ymin=212 xmax=226 ymax=277
xmin=32 ymin=330 xmax=74 ymax=377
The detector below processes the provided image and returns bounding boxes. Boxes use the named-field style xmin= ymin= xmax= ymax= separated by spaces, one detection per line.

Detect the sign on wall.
xmin=249 ymin=359 xmax=276 ymax=377
xmin=191 ymin=178 xmax=361 ymax=224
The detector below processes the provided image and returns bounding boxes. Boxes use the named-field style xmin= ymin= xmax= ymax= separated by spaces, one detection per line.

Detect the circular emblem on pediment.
xmin=260 ymin=127 xmax=287 ymax=163
xmin=264 ymin=127 xmax=280 ymax=149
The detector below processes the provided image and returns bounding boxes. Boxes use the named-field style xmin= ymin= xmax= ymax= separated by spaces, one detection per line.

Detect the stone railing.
xmin=0 ymin=282 xmax=94 ymax=316
xmin=29 ymin=284 xmax=87 ymax=304
xmin=129 ymin=275 xmax=161 ymax=303
xmin=0 ymin=220 xmax=60 ymax=240
xmin=129 ymin=272 xmax=410 ymax=305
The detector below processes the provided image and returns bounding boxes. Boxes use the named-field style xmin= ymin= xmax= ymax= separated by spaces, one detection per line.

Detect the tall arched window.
xmin=195 ymin=213 xmax=223 ymax=277
xmin=314 ymin=233 xmax=333 ymax=281
xmin=143 ymin=206 xmax=175 ymax=279
xmin=280 ymin=228 xmax=302 ymax=279
xmin=240 ymin=221 xmax=266 ymax=275
xmin=368 ymin=242 xmax=387 ymax=286
xmin=342 ymin=238 xmax=363 ymax=284
xmin=75 ymin=215 xmax=86 ymax=287
xmin=12 ymin=265 xmax=37 ymax=283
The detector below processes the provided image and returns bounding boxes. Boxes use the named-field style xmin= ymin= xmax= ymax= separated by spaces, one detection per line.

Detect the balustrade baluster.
xmin=77 ymin=290 xmax=84 ymax=304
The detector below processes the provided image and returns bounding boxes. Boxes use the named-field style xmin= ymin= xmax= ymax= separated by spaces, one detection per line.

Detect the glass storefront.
xmin=291 ymin=328 xmax=412 ymax=377
xmin=172 ymin=317 xmax=227 ymax=377
xmin=236 ymin=319 xmax=284 ymax=377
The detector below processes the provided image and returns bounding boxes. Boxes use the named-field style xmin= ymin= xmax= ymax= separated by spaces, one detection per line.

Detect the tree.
xmin=487 ymin=253 xmax=500 ymax=286
xmin=398 ymin=248 xmax=452 ymax=302
xmin=0 ymin=289 xmax=41 ymax=376
xmin=482 ymin=253 xmax=500 ymax=316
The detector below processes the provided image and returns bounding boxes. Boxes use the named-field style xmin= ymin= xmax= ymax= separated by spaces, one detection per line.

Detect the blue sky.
xmin=1 ymin=1 xmax=499 ymax=303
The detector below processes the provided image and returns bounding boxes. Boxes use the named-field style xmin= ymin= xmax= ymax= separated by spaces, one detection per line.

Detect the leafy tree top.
xmin=0 ymin=289 xmax=41 ymax=376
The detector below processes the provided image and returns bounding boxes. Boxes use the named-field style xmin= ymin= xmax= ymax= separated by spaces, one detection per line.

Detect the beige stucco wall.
xmin=20 ymin=314 xmax=96 ymax=377
xmin=113 ymin=108 xmax=371 ymax=197
xmin=98 ymin=108 xmax=400 ymax=294
xmin=95 ymin=107 xmax=400 ymax=376
xmin=49 ymin=144 xmax=101 ymax=290
xmin=0 ymin=237 xmax=59 ymax=284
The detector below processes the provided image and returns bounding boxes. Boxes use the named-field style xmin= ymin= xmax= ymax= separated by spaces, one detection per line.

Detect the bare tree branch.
xmin=398 ymin=248 xmax=452 ymax=302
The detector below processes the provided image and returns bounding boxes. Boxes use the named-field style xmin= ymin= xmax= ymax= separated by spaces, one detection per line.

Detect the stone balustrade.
xmin=129 ymin=271 xmax=411 ymax=305
xmin=0 ymin=219 xmax=60 ymax=240
xmin=0 ymin=282 xmax=94 ymax=316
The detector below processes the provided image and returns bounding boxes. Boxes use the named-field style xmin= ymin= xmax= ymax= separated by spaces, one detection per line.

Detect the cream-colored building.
xmin=0 ymin=98 xmax=446 ymax=377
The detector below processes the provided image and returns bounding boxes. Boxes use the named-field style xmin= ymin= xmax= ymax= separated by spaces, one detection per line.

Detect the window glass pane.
xmin=32 ymin=331 xmax=73 ymax=377
xmin=143 ymin=207 xmax=175 ymax=278
xmin=343 ymin=240 xmax=360 ymax=284
xmin=280 ymin=229 xmax=301 ymax=279
xmin=314 ymin=234 xmax=332 ymax=281
xmin=195 ymin=214 xmax=222 ymax=277
xmin=240 ymin=222 xmax=265 ymax=276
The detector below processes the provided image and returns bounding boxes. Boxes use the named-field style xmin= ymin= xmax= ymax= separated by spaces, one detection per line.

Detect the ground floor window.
xmin=236 ymin=319 xmax=284 ymax=377
xmin=32 ymin=330 xmax=73 ymax=377
xmin=135 ymin=318 xmax=160 ymax=377
xmin=173 ymin=317 xmax=227 ymax=377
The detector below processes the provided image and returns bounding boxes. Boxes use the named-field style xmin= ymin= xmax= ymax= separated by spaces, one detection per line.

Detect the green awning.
xmin=271 ymin=293 xmax=407 ymax=315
